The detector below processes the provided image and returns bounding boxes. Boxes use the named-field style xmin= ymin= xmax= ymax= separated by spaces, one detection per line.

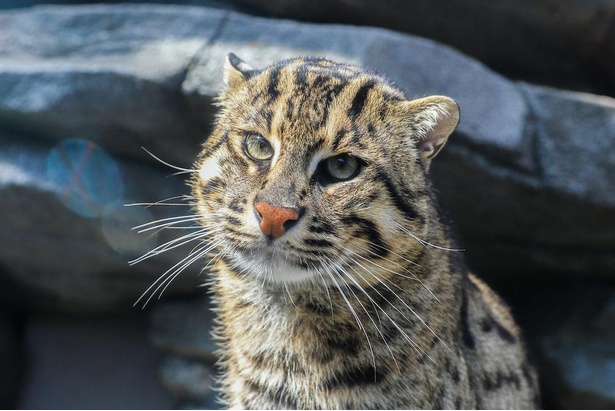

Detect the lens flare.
xmin=46 ymin=139 xmax=124 ymax=218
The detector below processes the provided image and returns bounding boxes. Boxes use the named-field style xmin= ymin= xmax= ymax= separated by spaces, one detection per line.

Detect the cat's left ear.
xmin=400 ymin=96 xmax=460 ymax=170
xmin=223 ymin=53 xmax=258 ymax=93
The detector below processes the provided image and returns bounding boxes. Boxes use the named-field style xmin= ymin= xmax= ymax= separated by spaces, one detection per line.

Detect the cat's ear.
xmin=223 ymin=53 xmax=257 ymax=92
xmin=401 ymin=96 xmax=460 ymax=170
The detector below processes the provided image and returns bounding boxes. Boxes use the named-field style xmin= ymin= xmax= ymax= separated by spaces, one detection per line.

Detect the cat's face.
xmin=192 ymin=55 xmax=458 ymax=286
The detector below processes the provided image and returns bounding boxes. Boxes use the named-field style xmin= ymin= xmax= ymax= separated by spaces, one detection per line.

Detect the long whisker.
xmin=350 ymin=242 xmax=440 ymax=303
xmin=320 ymin=259 xmax=377 ymax=372
xmin=134 ymin=238 xmax=223 ymax=308
xmin=339 ymin=254 xmax=431 ymax=360
xmin=134 ymin=216 xmax=202 ymax=233
xmin=325 ymin=256 xmax=401 ymax=372
xmin=340 ymin=245 xmax=451 ymax=355
xmin=125 ymin=195 xmax=196 ymax=208
xmin=394 ymin=221 xmax=464 ymax=252
xmin=156 ymin=239 xmax=224 ymax=300
xmin=129 ymin=227 xmax=222 ymax=265
xmin=141 ymin=147 xmax=198 ymax=174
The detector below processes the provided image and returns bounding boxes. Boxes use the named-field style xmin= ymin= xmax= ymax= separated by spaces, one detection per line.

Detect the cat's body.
xmin=190 ymin=54 xmax=539 ymax=409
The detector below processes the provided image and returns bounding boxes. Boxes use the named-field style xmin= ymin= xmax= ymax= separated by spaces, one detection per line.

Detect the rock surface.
xmin=19 ymin=312 xmax=175 ymax=409
xmin=226 ymin=0 xmax=615 ymax=95
xmin=0 ymin=133 xmax=203 ymax=312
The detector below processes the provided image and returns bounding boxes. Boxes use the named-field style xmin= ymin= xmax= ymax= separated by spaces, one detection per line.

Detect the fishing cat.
xmin=188 ymin=53 xmax=539 ymax=409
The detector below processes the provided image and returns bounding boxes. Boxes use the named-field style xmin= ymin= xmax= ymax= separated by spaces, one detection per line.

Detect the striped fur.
xmin=190 ymin=55 xmax=539 ymax=409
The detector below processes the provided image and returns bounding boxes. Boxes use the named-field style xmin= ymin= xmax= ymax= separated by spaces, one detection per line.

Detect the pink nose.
xmin=254 ymin=202 xmax=299 ymax=238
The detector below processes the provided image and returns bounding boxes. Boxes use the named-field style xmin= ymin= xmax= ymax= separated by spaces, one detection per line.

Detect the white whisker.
xmin=394 ymin=221 xmax=464 ymax=252
xmin=129 ymin=227 xmax=222 ymax=265
xmin=325 ymin=256 xmax=401 ymax=372
xmin=340 ymin=245 xmax=451 ymax=355
xmin=320 ymin=259 xmax=377 ymax=372
xmin=134 ymin=238 xmax=223 ymax=308
xmin=350 ymin=241 xmax=441 ymax=304
xmin=125 ymin=195 xmax=195 ymax=208
xmin=142 ymin=147 xmax=198 ymax=174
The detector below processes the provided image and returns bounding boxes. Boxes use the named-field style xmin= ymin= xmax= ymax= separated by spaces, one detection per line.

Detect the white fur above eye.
xmin=199 ymin=155 xmax=220 ymax=182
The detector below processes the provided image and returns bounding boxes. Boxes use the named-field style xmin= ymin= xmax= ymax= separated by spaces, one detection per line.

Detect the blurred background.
xmin=1 ymin=0 xmax=614 ymax=409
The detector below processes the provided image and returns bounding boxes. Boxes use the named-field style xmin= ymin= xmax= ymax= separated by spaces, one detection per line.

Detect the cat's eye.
xmin=244 ymin=133 xmax=274 ymax=161
xmin=323 ymin=154 xmax=361 ymax=181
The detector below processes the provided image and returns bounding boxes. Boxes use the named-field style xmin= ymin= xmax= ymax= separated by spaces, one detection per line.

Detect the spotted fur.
xmin=190 ymin=54 xmax=540 ymax=409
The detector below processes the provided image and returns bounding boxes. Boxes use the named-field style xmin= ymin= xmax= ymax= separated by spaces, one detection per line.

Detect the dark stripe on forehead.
xmin=266 ymin=67 xmax=281 ymax=102
xmin=294 ymin=64 xmax=310 ymax=89
xmin=348 ymin=80 xmax=375 ymax=119
xmin=332 ymin=129 xmax=347 ymax=150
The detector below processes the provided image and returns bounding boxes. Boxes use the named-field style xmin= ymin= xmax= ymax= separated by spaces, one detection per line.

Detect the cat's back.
xmin=460 ymin=273 xmax=540 ymax=408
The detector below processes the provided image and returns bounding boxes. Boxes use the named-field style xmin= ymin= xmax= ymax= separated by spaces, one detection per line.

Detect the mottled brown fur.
xmin=190 ymin=54 xmax=540 ymax=409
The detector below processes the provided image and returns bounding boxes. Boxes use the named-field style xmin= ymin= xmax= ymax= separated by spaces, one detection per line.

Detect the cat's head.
xmin=192 ymin=54 xmax=459 ymax=286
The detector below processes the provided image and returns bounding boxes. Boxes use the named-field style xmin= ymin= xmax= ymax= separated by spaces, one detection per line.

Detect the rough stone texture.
xmin=0 ymin=4 xmax=222 ymax=167
xmin=226 ymin=0 xmax=615 ymax=95
xmin=432 ymin=84 xmax=615 ymax=281
xmin=19 ymin=313 xmax=175 ymax=409
xmin=0 ymin=132 xmax=203 ymax=312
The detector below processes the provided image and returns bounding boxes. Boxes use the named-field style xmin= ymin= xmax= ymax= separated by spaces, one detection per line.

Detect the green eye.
xmin=244 ymin=133 xmax=274 ymax=161
xmin=324 ymin=154 xmax=360 ymax=181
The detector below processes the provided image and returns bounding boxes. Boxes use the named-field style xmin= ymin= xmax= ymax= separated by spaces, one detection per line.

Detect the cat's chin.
xmin=232 ymin=248 xmax=318 ymax=285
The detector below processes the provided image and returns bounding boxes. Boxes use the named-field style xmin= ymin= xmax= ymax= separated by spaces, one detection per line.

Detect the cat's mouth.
xmin=230 ymin=241 xmax=324 ymax=284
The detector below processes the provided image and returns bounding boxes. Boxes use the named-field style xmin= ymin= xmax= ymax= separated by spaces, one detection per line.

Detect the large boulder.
xmin=0 ymin=133 xmax=203 ymax=312
xmin=225 ymin=0 xmax=615 ymax=96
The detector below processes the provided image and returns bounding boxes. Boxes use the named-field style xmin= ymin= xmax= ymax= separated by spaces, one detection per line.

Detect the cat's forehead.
xmin=236 ymin=58 xmax=405 ymax=150
xmin=266 ymin=58 xmax=403 ymax=98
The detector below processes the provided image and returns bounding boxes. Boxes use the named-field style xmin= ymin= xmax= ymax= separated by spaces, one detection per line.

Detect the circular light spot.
xmin=46 ymin=139 xmax=124 ymax=218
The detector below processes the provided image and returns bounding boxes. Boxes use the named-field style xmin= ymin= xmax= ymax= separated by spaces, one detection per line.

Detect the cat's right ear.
xmin=223 ymin=53 xmax=257 ymax=93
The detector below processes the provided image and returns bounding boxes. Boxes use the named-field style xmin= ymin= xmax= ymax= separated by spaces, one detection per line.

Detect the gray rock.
xmin=150 ymin=299 xmax=221 ymax=408
xmin=0 ymin=133 xmax=203 ymax=312
xmin=19 ymin=312 xmax=175 ymax=409
xmin=431 ymin=84 xmax=615 ymax=281
xmin=0 ymin=4 xmax=223 ymax=167
xmin=226 ymin=0 xmax=615 ymax=95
